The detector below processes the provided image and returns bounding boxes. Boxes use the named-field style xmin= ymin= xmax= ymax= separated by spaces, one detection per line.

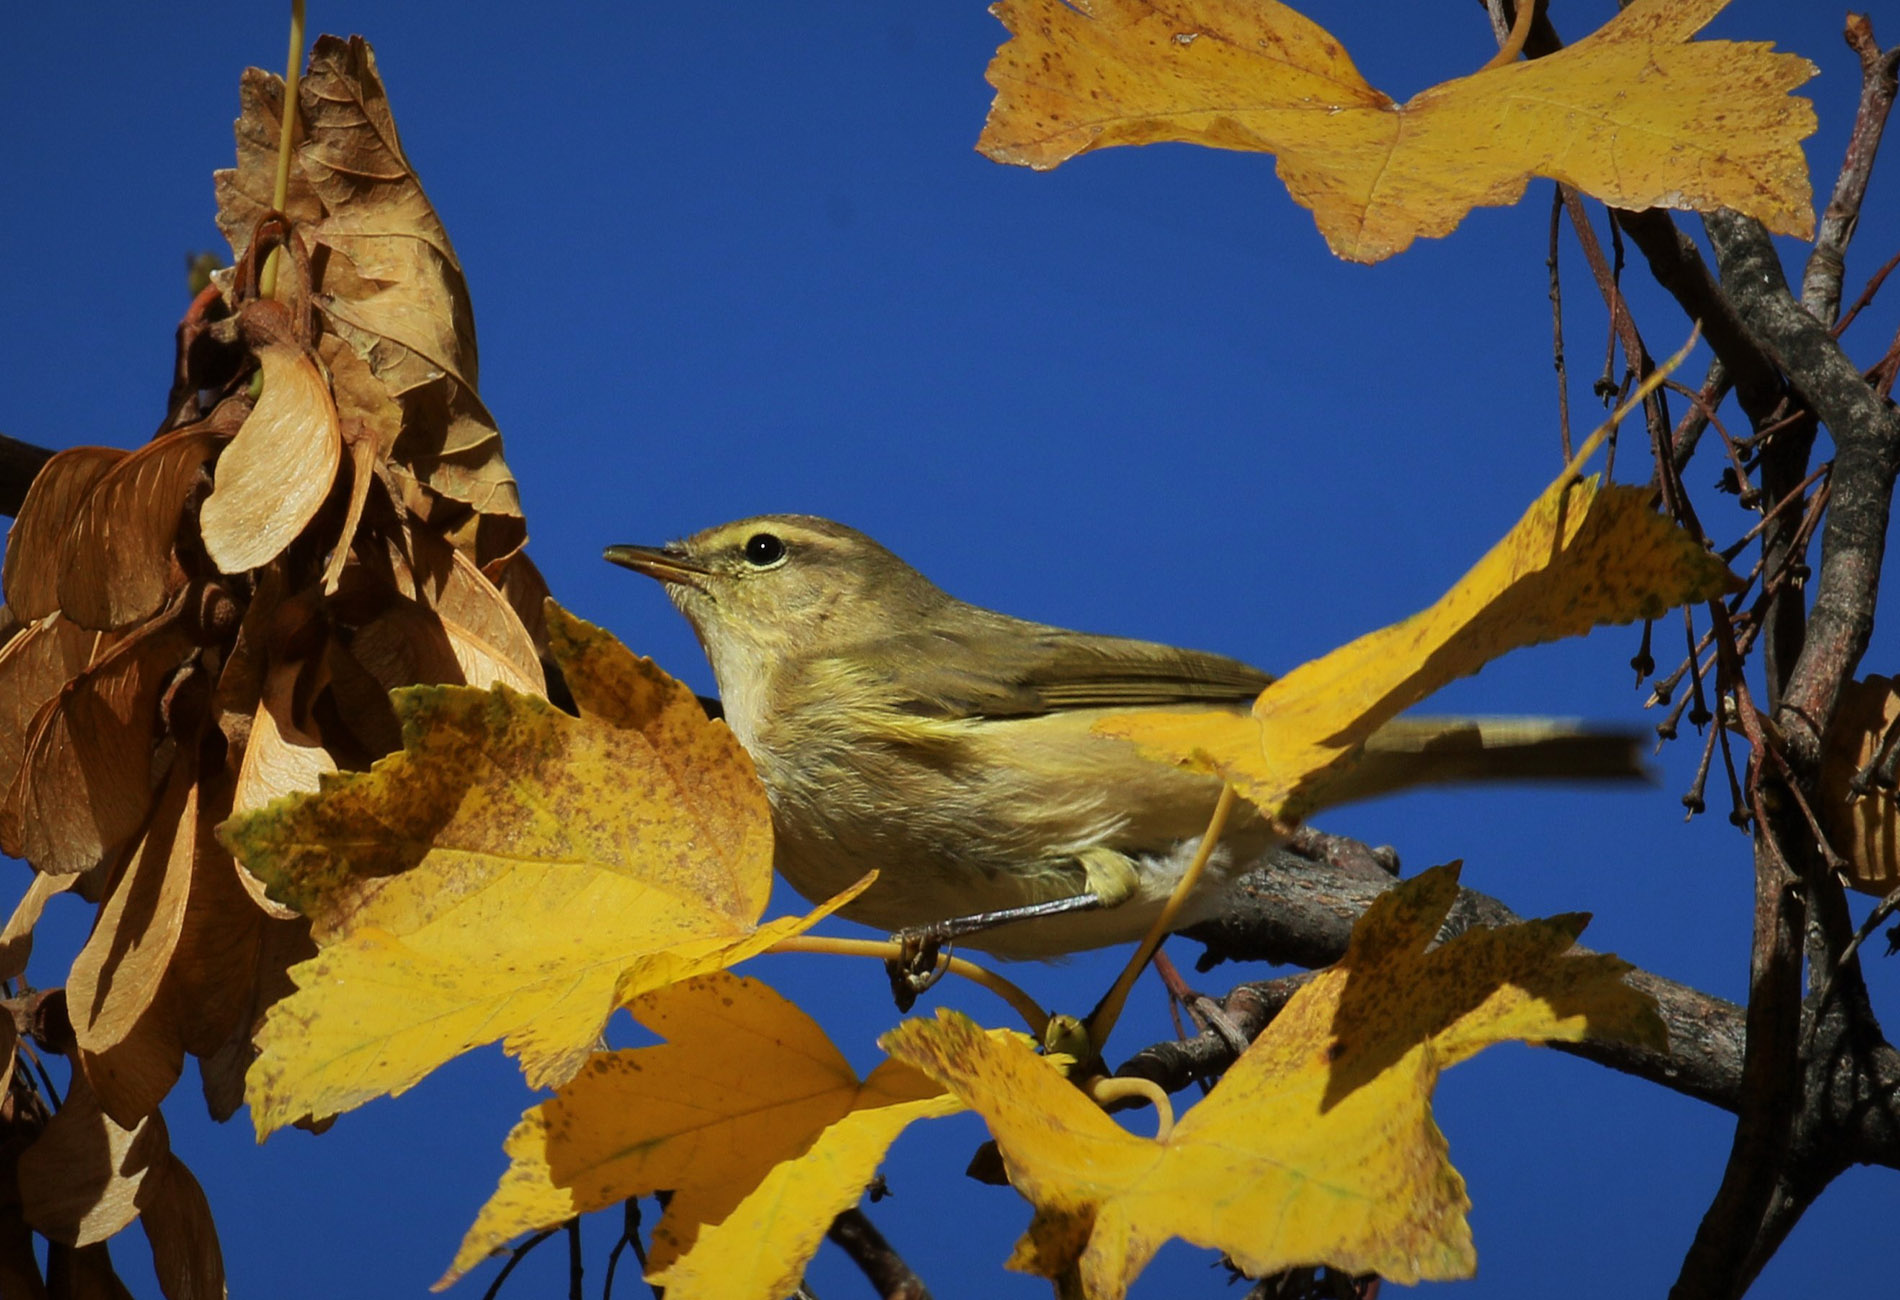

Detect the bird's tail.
xmin=1336 ymin=716 xmax=1649 ymax=805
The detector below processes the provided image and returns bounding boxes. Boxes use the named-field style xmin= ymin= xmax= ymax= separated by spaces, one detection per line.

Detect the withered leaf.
xmin=212 ymin=68 xmax=324 ymax=259
xmin=300 ymin=36 xmax=478 ymax=395
xmin=0 ymin=1203 xmax=46 ymax=1300
xmin=214 ymin=37 xmax=523 ymax=530
xmin=68 ymin=766 xmax=198 ymax=1126
xmin=8 ymin=618 xmax=194 ymax=876
xmin=137 ymin=1155 xmax=224 ymax=1300
xmin=18 ymin=1073 xmax=169 ymax=1248
xmin=320 ymin=333 xmax=403 ymax=461
xmin=232 ymin=661 xmax=337 ymax=821
xmin=45 ymin=1242 xmax=136 ymax=1300
xmin=195 ymin=914 xmax=314 ymax=1124
xmin=0 ymin=870 xmax=78 ymax=983
xmin=58 ymin=429 xmax=224 ymax=633
xmin=0 ymin=1014 xmax=14 ymax=1100
xmin=342 ymin=525 xmax=543 ymax=695
xmin=198 ymin=327 xmax=343 ymax=575
xmin=0 ymin=615 xmax=102 ymax=820
xmin=3 ymin=448 xmax=126 ymax=621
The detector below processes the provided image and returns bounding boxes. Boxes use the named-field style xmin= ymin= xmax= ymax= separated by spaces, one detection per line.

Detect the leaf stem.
xmin=765 ymin=934 xmax=1049 ymax=1037
xmin=259 ymin=0 xmax=306 ymax=302
xmin=1087 ymin=784 xmax=1237 ymax=1051
xmin=1084 ymin=1074 xmax=1176 ymax=1141
xmin=1475 ymin=0 xmax=1535 ymax=74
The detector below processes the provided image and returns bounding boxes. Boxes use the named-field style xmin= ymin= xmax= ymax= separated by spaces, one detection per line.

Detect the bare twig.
xmin=0 ymin=433 xmax=53 ymax=517
xmin=600 ymin=1199 xmax=652 ymax=1300
xmin=828 ymin=1207 xmax=933 ymax=1300
xmin=568 ymin=1218 xmax=584 ymax=1300
xmin=1801 ymin=17 xmax=1900 ymax=327
xmin=480 ymin=1230 xmax=557 ymax=1300
xmin=1548 ymin=185 xmax=1574 ymax=460
xmin=1833 ymin=246 xmax=1900 ymax=338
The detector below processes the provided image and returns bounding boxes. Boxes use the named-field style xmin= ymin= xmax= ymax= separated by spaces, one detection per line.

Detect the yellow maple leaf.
xmin=439 ymin=971 xmax=958 ymax=1293
xmin=225 ymin=607 xmax=861 ymax=1137
xmin=1101 ymin=423 xmax=1737 ymax=824
xmin=884 ymin=864 xmax=1663 ymax=1295
xmin=981 ymin=0 xmax=1815 ymax=261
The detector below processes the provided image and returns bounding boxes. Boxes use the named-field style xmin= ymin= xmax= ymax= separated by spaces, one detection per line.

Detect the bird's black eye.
xmin=743 ymin=532 xmax=786 ymax=567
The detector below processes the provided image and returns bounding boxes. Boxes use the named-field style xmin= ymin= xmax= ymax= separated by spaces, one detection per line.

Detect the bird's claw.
xmin=885 ymin=926 xmax=952 ymax=1012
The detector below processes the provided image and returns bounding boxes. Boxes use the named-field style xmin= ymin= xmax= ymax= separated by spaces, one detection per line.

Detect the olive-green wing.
xmin=866 ymin=613 xmax=1272 ymax=719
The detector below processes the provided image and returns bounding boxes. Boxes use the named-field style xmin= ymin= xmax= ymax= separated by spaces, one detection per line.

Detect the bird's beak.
xmin=604 ymin=544 xmax=713 ymax=593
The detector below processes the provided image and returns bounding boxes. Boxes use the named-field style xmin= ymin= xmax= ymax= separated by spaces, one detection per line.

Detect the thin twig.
xmin=568 ymin=1218 xmax=584 ymax=1300
xmin=600 ymin=1198 xmax=651 ymax=1300
xmin=1808 ymin=885 xmax=1900 ymax=1027
xmin=480 ymin=1230 xmax=557 ymax=1300
xmin=1801 ymin=16 xmax=1900 ymax=327
xmin=1720 ymin=464 xmax=1831 ymax=562
xmin=1832 ymin=246 xmax=1900 ymax=339
xmin=827 ymin=1207 xmax=933 ymax=1300
xmin=1548 ymin=185 xmax=1573 ymax=460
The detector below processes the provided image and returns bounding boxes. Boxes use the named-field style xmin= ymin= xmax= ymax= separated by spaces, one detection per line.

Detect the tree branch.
xmin=1705 ymin=209 xmax=1900 ymax=771
xmin=1801 ymin=16 xmax=1900 ymax=328
xmin=827 ymin=1207 xmax=932 ymax=1300
xmin=0 ymin=434 xmax=53 ymax=518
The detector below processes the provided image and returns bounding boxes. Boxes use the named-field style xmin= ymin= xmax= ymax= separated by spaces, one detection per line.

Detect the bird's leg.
xmin=883 ymin=893 xmax=1110 ymax=1011
xmin=882 ymin=852 xmax=1143 ymax=1010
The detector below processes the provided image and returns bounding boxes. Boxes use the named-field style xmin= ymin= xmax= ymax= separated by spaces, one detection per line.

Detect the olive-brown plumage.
xmin=607 ymin=515 xmax=1642 ymax=957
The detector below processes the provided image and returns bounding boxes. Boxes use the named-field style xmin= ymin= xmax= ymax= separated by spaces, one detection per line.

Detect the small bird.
xmin=607 ymin=515 xmax=1642 ymax=959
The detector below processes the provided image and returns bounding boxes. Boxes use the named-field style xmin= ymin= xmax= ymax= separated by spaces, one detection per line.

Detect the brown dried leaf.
xmin=213 ymin=38 xmax=522 ymax=533
xmin=0 ymin=871 xmax=78 ymax=983
xmin=212 ymin=69 xmax=323 ymax=261
xmin=390 ymin=380 xmax=522 ymax=521
xmin=9 ymin=620 xmax=194 ymax=876
xmin=137 ymin=1156 xmax=224 ymax=1300
xmin=45 ymin=1242 xmax=135 ymax=1300
xmin=68 ymin=767 xmax=198 ymax=1123
xmin=0 ymin=1196 xmax=40 ymax=1300
xmin=320 ymin=333 xmax=402 ymax=460
xmin=491 ymin=552 xmax=551 ymax=654
xmin=0 ymin=615 xmax=102 ymax=819
xmin=309 ymin=639 xmax=404 ymax=765
xmin=430 ymin=554 xmax=544 ymax=695
xmin=58 ymin=429 xmax=223 ymax=633
xmin=199 ymin=338 xmax=342 ymax=574
xmin=301 ymin=35 xmax=478 ymax=394
xmin=74 ymin=762 xmax=274 ymax=1128
xmin=321 ymin=436 xmax=379 ymax=595
xmin=196 ymin=914 xmax=314 ymax=1123
xmin=1817 ymin=675 xmax=1900 ymax=895
xmin=19 ymin=1074 xmax=168 ymax=1247
xmin=233 ymin=663 xmax=337 ymax=819
xmin=3 ymin=448 xmax=126 ymax=621
xmin=231 ymin=664 xmax=329 ymax=918
xmin=319 ymin=335 xmax=402 ymax=593
xmin=0 ymin=1014 xmax=15 ymax=1099
xmin=296 ymin=36 xmax=521 ymax=523
xmin=348 ymin=529 xmax=543 ymax=695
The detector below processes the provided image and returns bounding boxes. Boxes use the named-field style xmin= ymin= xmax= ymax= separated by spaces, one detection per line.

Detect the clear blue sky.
xmin=3 ymin=2 xmax=1897 ymax=1296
